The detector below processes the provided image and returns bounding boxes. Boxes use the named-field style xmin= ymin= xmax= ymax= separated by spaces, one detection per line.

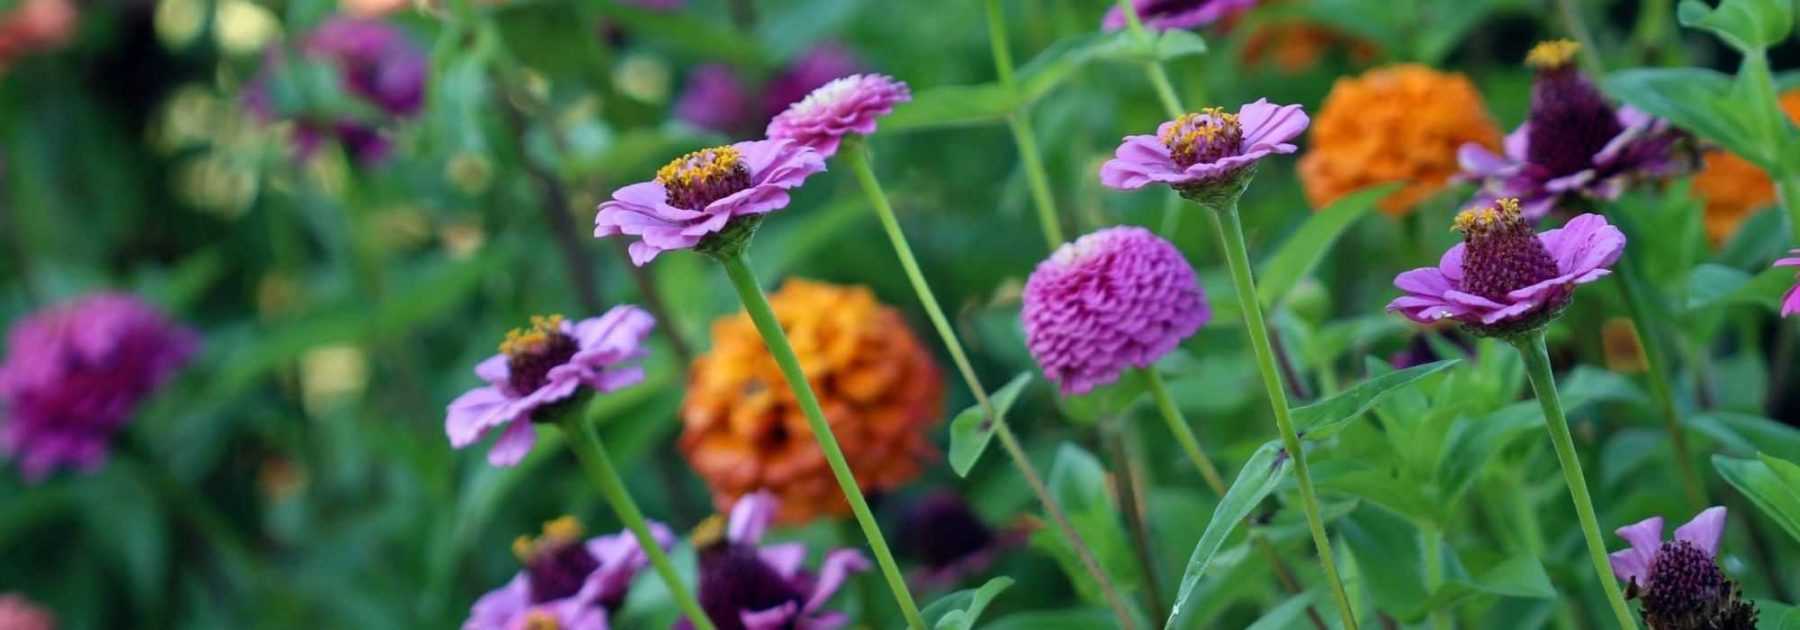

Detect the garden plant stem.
xmin=1778 ymin=173 xmax=1800 ymax=246
xmin=1513 ymin=333 xmax=1641 ymax=630
xmin=984 ymin=0 xmax=1065 ymax=248
xmin=1141 ymin=367 xmax=1227 ymax=494
xmin=558 ymin=414 xmax=715 ymax=630
xmin=1207 ymin=202 xmax=1359 ymax=630
xmin=718 ymin=250 xmax=926 ymax=630
xmin=1609 ymin=248 xmax=1706 ymax=509
xmin=1104 ymin=416 xmax=1167 ymax=619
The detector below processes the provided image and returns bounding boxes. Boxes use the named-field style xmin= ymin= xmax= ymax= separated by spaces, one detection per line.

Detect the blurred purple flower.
xmin=445 ymin=308 xmax=653 ymax=467
xmin=1021 ymin=226 xmax=1209 ymax=395
xmin=675 ymin=64 xmax=755 ymax=134
xmin=0 ymin=593 xmax=55 ymax=630
xmin=1099 ymin=99 xmax=1307 ymax=200
xmin=0 ymin=293 xmax=199 ymax=482
xmin=760 ymin=43 xmax=863 ymax=121
xmin=902 ymin=491 xmax=1023 ymax=591
xmin=1101 ymin=0 xmax=1259 ymax=32
xmin=682 ymin=491 xmax=869 ymax=630
xmin=465 ymin=516 xmax=674 ymax=630
xmin=1609 ymin=507 xmax=1758 ymax=627
xmin=765 ymin=74 xmax=910 ymax=157
xmin=244 ymin=17 xmax=425 ymax=165
xmin=1776 ymin=249 xmax=1800 ymax=318
xmin=594 ymin=140 xmax=825 ymax=265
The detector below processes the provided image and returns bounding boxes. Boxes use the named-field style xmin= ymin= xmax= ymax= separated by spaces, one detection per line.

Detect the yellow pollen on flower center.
xmin=499 ymin=315 xmax=567 ymax=357
xmin=1160 ymin=107 xmax=1240 ymax=154
xmin=655 ymin=146 xmax=744 ymax=189
xmin=1452 ymin=198 xmax=1525 ymax=236
xmin=521 ymin=610 xmax=561 ymax=630
xmin=1525 ymin=39 xmax=1580 ymax=70
xmin=512 ymin=515 xmax=585 ymax=562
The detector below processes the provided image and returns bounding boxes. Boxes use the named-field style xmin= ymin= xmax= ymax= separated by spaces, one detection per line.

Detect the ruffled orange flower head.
xmin=680 ymin=279 xmax=943 ymax=524
xmin=1691 ymin=89 xmax=1800 ymax=246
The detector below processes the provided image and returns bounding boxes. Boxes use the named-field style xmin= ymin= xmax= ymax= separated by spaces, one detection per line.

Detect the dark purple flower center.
xmin=1454 ymin=198 xmax=1561 ymax=303
xmin=1634 ymin=540 xmax=1758 ymax=630
xmin=1160 ymin=107 xmax=1242 ymax=169
xmin=657 ymin=146 xmax=752 ymax=211
xmin=905 ymin=493 xmax=995 ymax=569
xmin=1524 ymin=40 xmax=1623 ymax=179
xmin=515 ymin=517 xmax=600 ymax=604
xmin=501 ymin=315 xmax=578 ymax=395
xmin=698 ymin=542 xmax=806 ymax=630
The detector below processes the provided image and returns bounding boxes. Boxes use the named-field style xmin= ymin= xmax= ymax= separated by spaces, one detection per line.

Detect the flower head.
xmin=595 ymin=140 xmax=825 ymax=265
xmin=0 ymin=293 xmax=199 ymax=481
xmin=1100 ymin=99 xmax=1308 ymax=204
xmin=1101 ymin=0 xmax=1258 ymax=32
xmin=765 ymin=74 xmax=910 ymax=157
xmin=675 ymin=64 xmax=754 ymax=134
xmin=1609 ymin=507 xmax=1759 ymax=630
xmin=1459 ymin=41 xmax=1694 ymax=220
xmin=761 ymin=43 xmax=863 ymax=122
xmin=465 ymin=516 xmax=674 ymax=630
xmin=445 ymin=307 xmax=654 ymax=467
xmin=1299 ymin=65 xmax=1502 ymax=215
xmin=1387 ymin=198 xmax=1624 ymax=336
xmin=0 ymin=0 xmax=76 ymax=69
xmin=244 ymin=17 xmax=426 ymax=164
xmin=1691 ymin=89 xmax=1800 ymax=245
xmin=0 ymin=593 xmax=55 ymax=630
xmin=902 ymin=491 xmax=1023 ymax=590
xmin=1777 ymin=250 xmax=1800 ymax=318
xmin=1021 ymin=226 xmax=1208 ymax=395
xmin=680 ymin=280 xmax=942 ymax=524
xmin=685 ymin=492 xmax=870 ymax=630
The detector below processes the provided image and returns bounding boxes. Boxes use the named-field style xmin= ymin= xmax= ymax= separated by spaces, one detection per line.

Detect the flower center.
xmin=1639 ymin=540 xmax=1732 ymax=627
xmin=520 ymin=610 xmax=561 ymax=630
xmin=514 ymin=516 xmax=601 ymax=604
xmin=697 ymin=542 xmax=806 ymax=630
xmin=500 ymin=315 xmax=578 ymax=395
xmin=906 ymin=494 xmax=995 ymax=569
xmin=1160 ymin=107 xmax=1242 ymax=169
xmin=1454 ymin=198 xmax=1560 ymax=303
xmin=656 ymin=146 xmax=751 ymax=211
xmin=1523 ymin=40 xmax=1624 ymax=178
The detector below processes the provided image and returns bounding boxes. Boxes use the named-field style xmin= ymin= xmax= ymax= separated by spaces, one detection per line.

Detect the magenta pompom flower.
xmin=1776 ymin=249 xmax=1800 ymax=318
xmin=1021 ymin=226 xmax=1209 ymax=395
xmin=1609 ymin=507 xmax=1759 ymax=628
xmin=675 ymin=64 xmax=755 ymax=134
xmin=684 ymin=491 xmax=870 ymax=630
xmin=765 ymin=74 xmax=910 ymax=157
xmin=1387 ymin=198 xmax=1623 ymax=336
xmin=0 ymin=293 xmax=199 ymax=482
xmin=1099 ymin=99 xmax=1308 ymax=203
xmin=445 ymin=307 xmax=653 ymax=467
xmin=595 ymin=140 xmax=826 ymax=265
xmin=465 ymin=516 xmax=674 ymax=630
xmin=1101 ymin=0 xmax=1259 ymax=32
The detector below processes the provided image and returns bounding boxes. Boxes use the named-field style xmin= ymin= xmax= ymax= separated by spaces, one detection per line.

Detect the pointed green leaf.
xmin=884 ymin=84 xmax=1021 ymax=132
xmin=948 ymin=373 xmax=1033 ymax=477
xmin=922 ymin=576 xmax=1015 ymax=630
xmin=1714 ymin=454 xmax=1800 ymax=545
xmin=1293 ymin=359 xmax=1458 ymax=440
xmin=1677 ymin=0 xmax=1793 ymax=53
xmin=1166 ymin=441 xmax=1291 ymax=629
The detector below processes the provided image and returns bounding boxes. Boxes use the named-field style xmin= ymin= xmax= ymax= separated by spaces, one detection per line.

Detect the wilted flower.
xmin=1101 ymin=0 xmax=1258 ymax=32
xmin=1690 ymin=90 xmax=1800 ymax=245
xmin=465 ymin=516 xmax=674 ymax=630
xmin=760 ymin=43 xmax=863 ymax=121
xmin=1610 ymin=507 xmax=1759 ymax=630
xmin=1099 ymin=99 xmax=1308 ymax=204
xmin=680 ymin=280 xmax=942 ymax=524
xmin=683 ymin=492 xmax=870 ymax=630
xmin=0 ymin=0 xmax=75 ymax=69
xmin=1021 ymin=226 xmax=1208 ymax=395
xmin=675 ymin=64 xmax=755 ymax=134
xmin=244 ymin=17 xmax=427 ymax=164
xmin=902 ymin=491 xmax=1024 ymax=590
xmin=1777 ymin=250 xmax=1800 ymax=318
xmin=765 ymin=74 xmax=910 ymax=157
xmin=1459 ymin=41 xmax=1693 ymax=220
xmin=594 ymin=140 xmax=826 ymax=265
xmin=0 ymin=293 xmax=199 ymax=482
xmin=445 ymin=307 xmax=654 ymax=467
xmin=1299 ymin=65 xmax=1502 ymax=215
xmin=1387 ymin=198 xmax=1624 ymax=336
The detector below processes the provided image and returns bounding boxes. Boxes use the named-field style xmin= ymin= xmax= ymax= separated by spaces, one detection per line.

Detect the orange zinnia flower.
xmin=1691 ymin=90 xmax=1800 ymax=246
xmin=680 ymin=279 xmax=943 ymax=525
xmin=1241 ymin=22 xmax=1377 ymax=73
xmin=1299 ymin=64 xmax=1503 ymax=215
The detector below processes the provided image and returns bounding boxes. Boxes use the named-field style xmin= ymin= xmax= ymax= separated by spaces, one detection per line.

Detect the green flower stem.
xmin=717 ymin=249 xmax=926 ymax=630
xmin=1421 ymin=523 xmax=1449 ymax=630
xmin=1140 ymin=367 xmax=1227 ymax=495
xmin=1113 ymin=0 xmax=1195 ymax=239
xmin=1206 ymin=202 xmax=1358 ymax=630
xmin=985 ymin=0 xmax=1065 ymax=248
xmin=839 ymin=138 xmax=1137 ymax=629
xmin=1610 ymin=249 xmax=1706 ymax=509
xmin=1511 ymin=332 xmax=1640 ymax=630
xmin=556 ymin=413 xmax=715 ymax=630
xmin=1102 ymin=415 xmax=1167 ymax=619
xmin=1778 ymin=172 xmax=1800 ymax=246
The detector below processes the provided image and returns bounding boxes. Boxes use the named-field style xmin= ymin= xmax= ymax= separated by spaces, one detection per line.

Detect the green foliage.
xmin=948 ymin=372 xmax=1032 ymax=477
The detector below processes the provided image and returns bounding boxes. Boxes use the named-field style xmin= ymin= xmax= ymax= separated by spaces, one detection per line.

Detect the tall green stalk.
xmin=1512 ymin=333 xmax=1640 ymax=630
xmin=1608 ymin=247 xmax=1706 ymax=509
xmin=716 ymin=249 xmax=925 ymax=630
xmin=985 ymin=0 xmax=1065 ymax=249
xmin=1141 ymin=367 xmax=1227 ymax=495
xmin=1112 ymin=0 xmax=1192 ymax=240
xmin=1778 ymin=173 xmax=1800 ymax=246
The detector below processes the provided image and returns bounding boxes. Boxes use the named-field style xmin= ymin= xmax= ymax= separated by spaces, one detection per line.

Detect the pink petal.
xmin=445 ymin=386 xmax=511 ymax=448
xmin=1235 ymin=99 xmax=1309 ymax=148
xmin=758 ymin=542 xmax=808 ymax=579
xmin=802 ymin=549 xmax=870 ymax=615
xmin=1609 ymin=548 xmax=1653 ymax=587
xmin=1615 ymin=515 xmax=1665 ymax=558
xmin=741 ymin=602 xmax=800 ymax=630
xmin=486 ymin=420 xmax=537 ymax=467
xmin=728 ymin=491 xmax=779 ymax=544
xmin=1673 ymin=506 xmax=1727 ymax=559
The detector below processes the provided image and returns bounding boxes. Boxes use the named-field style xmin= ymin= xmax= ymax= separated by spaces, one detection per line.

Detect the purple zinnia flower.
xmin=1099 ymin=99 xmax=1308 ymax=201
xmin=445 ymin=307 xmax=654 ymax=467
xmin=244 ymin=17 xmax=425 ymax=165
xmin=1021 ymin=226 xmax=1209 ymax=395
xmin=1388 ymin=198 xmax=1623 ymax=336
xmin=760 ymin=43 xmax=863 ymax=122
xmin=1776 ymin=249 xmax=1800 ymax=318
xmin=0 ymin=293 xmax=199 ymax=482
xmin=681 ymin=491 xmax=869 ymax=630
xmin=1458 ymin=41 xmax=1693 ymax=221
xmin=1609 ymin=507 xmax=1759 ymax=629
xmin=465 ymin=516 xmax=674 ymax=630
xmin=1101 ymin=0 xmax=1259 ymax=32
xmin=675 ymin=64 xmax=754 ymax=134
xmin=594 ymin=140 xmax=825 ymax=265
xmin=902 ymin=491 xmax=1024 ymax=591
xmin=765 ymin=74 xmax=910 ymax=157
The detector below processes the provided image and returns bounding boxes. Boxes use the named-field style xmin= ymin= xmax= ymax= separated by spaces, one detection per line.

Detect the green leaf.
xmin=1033 ymin=444 xmax=1138 ymax=604
xmin=1687 ymin=412 xmax=1800 ymax=462
xmin=1149 ymin=29 xmax=1210 ymax=61
xmin=1604 ymin=69 xmax=1780 ymax=171
xmin=1292 ymin=359 xmax=1458 ymax=440
xmin=1057 ymin=367 xmax=1148 ymax=425
xmin=922 ymin=576 xmax=1015 ymax=630
xmin=1166 ymin=441 xmax=1290 ymax=629
xmin=591 ymin=4 xmax=769 ymax=67
xmin=1685 ymin=263 xmax=1754 ymax=310
xmin=883 ymin=83 xmax=1022 ymax=132
xmin=1257 ymin=183 xmax=1399 ymax=307
xmin=1245 ymin=592 xmax=1317 ymax=630
xmin=1677 ymin=0 xmax=1794 ymax=53
xmin=948 ymin=373 xmax=1033 ymax=477
xmin=1714 ymin=454 xmax=1800 ymax=545
xmin=1758 ymin=600 xmax=1800 ymax=629
xmin=984 ymin=609 xmax=1121 ymax=630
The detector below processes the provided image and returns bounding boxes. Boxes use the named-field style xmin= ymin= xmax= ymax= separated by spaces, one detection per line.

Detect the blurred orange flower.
xmin=1241 ymin=22 xmax=1377 ymax=73
xmin=1691 ymin=90 xmax=1800 ymax=246
xmin=1299 ymin=64 xmax=1502 ymax=215
xmin=680 ymin=279 xmax=943 ymax=525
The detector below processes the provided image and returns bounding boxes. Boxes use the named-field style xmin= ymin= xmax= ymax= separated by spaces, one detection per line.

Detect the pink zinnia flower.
xmin=595 ymin=140 xmax=825 ymax=265
xmin=0 ymin=593 xmax=55 ymax=630
xmin=1387 ymin=198 xmax=1623 ymax=336
xmin=0 ymin=293 xmax=199 ymax=482
xmin=675 ymin=64 xmax=754 ymax=134
xmin=1776 ymin=249 xmax=1800 ymax=318
xmin=1101 ymin=0 xmax=1259 ymax=32
xmin=444 ymin=307 xmax=653 ymax=467
xmin=1021 ymin=226 xmax=1209 ymax=395
xmin=683 ymin=491 xmax=869 ymax=630
xmin=243 ymin=17 xmax=426 ymax=165
xmin=765 ymin=74 xmax=910 ymax=157
xmin=465 ymin=516 xmax=674 ymax=630
xmin=1099 ymin=99 xmax=1308 ymax=200
xmin=1609 ymin=507 xmax=1758 ymax=627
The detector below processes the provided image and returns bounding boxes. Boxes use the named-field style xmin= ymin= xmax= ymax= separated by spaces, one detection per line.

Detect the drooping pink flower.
xmin=681 ymin=492 xmax=870 ymax=630
xmin=760 ymin=43 xmax=863 ymax=121
xmin=1387 ymin=198 xmax=1623 ymax=336
xmin=594 ymin=140 xmax=825 ymax=265
xmin=765 ymin=74 xmax=910 ymax=157
xmin=1021 ymin=226 xmax=1209 ymax=395
xmin=1099 ymin=99 xmax=1308 ymax=200
xmin=1776 ymin=249 xmax=1800 ymax=318
xmin=0 ymin=293 xmax=199 ymax=482
xmin=1608 ymin=507 xmax=1758 ymax=627
xmin=465 ymin=516 xmax=674 ymax=630
xmin=1101 ymin=0 xmax=1258 ymax=32
xmin=445 ymin=307 xmax=653 ymax=467
xmin=675 ymin=64 xmax=755 ymax=134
